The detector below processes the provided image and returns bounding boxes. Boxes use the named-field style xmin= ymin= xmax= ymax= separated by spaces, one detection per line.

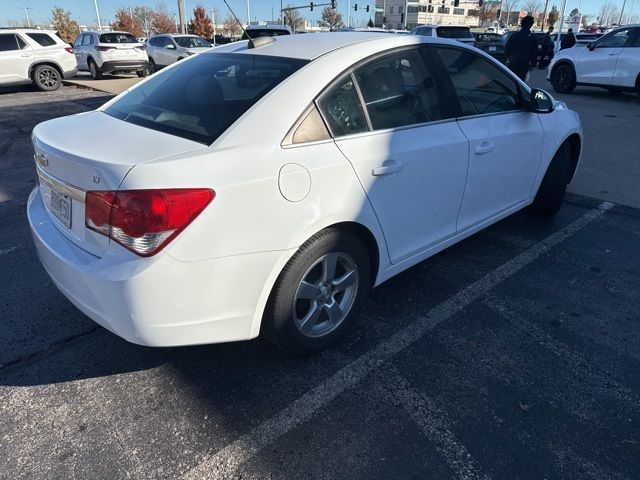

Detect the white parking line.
xmin=181 ymin=201 xmax=614 ymax=480
xmin=372 ymin=365 xmax=492 ymax=480
xmin=0 ymin=245 xmax=20 ymax=256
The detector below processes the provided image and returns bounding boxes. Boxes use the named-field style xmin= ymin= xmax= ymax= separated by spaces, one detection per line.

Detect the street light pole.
xmin=18 ymin=6 xmax=33 ymax=27
xmin=618 ymin=0 xmax=628 ymax=25
xmin=247 ymin=0 xmax=251 ymax=26
xmin=93 ymin=0 xmax=102 ymax=30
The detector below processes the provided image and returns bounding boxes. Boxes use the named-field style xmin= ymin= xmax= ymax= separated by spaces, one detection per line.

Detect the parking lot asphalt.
xmin=1 ymin=83 xmax=639 ymax=480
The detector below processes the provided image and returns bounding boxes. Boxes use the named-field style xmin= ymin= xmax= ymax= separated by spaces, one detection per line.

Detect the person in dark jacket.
xmin=561 ymin=28 xmax=577 ymax=50
xmin=505 ymin=15 xmax=538 ymax=81
xmin=539 ymin=26 xmax=555 ymax=69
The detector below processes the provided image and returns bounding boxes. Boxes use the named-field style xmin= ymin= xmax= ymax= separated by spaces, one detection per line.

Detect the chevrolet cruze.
xmin=28 ymin=33 xmax=583 ymax=354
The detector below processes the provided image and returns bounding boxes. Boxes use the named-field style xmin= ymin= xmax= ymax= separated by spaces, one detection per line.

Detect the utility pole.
xmin=247 ymin=0 xmax=251 ymax=26
xmin=541 ymin=0 xmax=549 ymax=30
xmin=211 ymin=8 xmax=216 ymax=43
xmin=17 ymin=7 xmax=33 ymax=27
xmin=93 ymin=0 xmax=102 ymax=30
xmin=618 ymin=0 xmax=628 ymax=24
xmin=177 ymin=0 xmax=187 ymax=33
xmin=348 ymin=0 xmax=351 ymax=27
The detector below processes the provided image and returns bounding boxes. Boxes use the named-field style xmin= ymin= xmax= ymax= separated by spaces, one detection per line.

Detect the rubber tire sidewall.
xmin=33 ymin=65 xmax=61 ymax=91
xmin=89 ymin=59 xmax=102 ymax=80
xmin=263 ymin=229 xmax=370 ymax=356
xmin=551 ymin=64 xmax=576 ymax=94
xmin=136 ymin=69 xmax=148 ymax=77
xmin=530 ymin=142 xmax=571 ymax=216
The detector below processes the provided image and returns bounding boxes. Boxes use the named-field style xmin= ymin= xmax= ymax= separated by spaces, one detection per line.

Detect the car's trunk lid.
xmin=33 ymin=110 xmax=205 ymax=257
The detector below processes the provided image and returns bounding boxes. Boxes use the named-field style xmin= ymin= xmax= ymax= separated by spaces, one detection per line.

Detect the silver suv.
xmin=73 ymin=31 xmax=149 ymax=79
xmin=145 ymin=34 xmax=211 ymax=72
xmin=0 ymin=29 xmax=78 ymax=91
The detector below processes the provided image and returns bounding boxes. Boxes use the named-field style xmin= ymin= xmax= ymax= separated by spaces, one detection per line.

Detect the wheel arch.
xmin=29 ymin=61 xmax=63 ymax=80
xmin=551 ymin=59 xmax=576 ymax=79
xmin=565 ymin=133 xmax=581 ymax=182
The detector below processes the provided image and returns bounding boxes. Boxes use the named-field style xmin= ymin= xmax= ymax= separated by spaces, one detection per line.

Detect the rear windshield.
xmin=99 ymin=33 xmax=138 ymax=44
xmin=242 ymin=29 xmax=291 ymax=40
xmin=174 ymin=36 xmax=210 ymax=48
xmin=104 ymin=53 xmax=308 ymax=144
xmin=436 ymin=27 xmax=474 ymax=39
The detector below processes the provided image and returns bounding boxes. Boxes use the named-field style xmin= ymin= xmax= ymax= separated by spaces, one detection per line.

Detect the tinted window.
xmin=437 ymin=27 xmax=474 ymax=39
xmin=633 ymin=29 xmax=640 ymax=47
xmin=241 ymin=29 xmax=290 ymax=40
xmin=355 ymin=48 xmax=446 ymax=130
xmin=317 ymin=75 xmax=368 ymax=137
xmin=26 ymin=33 xmax=57 ymax=47
xmin=15 ymin=34 xmax=28 ymax=49
xmin=149 ymin=37 xmax=159 ymax=47
xmin=435 ymin=47 xmax=522 ymax=117
xmin=73 ymin=35 xmax=83 ymax=47
xmin=598 ymin=28 xmax=632 ymax=48
xmin=174 ymin=36 xmax=210 ymax=48
xmin=0 ymin=34 xmax=19 ymax=51
xmin=99 ymin=33 xmax=138 ymax=44
xmin=105 ymin=53 xmax=307 ymax=144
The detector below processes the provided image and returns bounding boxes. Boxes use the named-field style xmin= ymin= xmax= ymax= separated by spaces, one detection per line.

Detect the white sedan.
xmin=549 ymin=25 xmax=640 ymax=94
xmin=28 ymin=33 xmax=582 ymax=354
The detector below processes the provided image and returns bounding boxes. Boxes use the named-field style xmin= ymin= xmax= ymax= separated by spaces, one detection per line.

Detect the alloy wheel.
xmin=293 ymin=252 xmax=359 ymax=338
xmin=37 ymin=68 xmax=59 ymax=89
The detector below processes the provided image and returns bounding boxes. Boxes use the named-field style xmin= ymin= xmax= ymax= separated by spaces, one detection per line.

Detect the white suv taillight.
xmin=85 ymin=189 xmax=214 ymax=256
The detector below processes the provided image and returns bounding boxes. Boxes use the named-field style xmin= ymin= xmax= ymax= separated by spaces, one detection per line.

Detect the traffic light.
xmin=331 ymin=0 xmax=336 ymax=9
xmin=310 ymin=2 xmax=314 ymax=10
xmin=366 ymin=5 xmax=370 ymax=12
xmin=354 ymin=3 xmax=358 ymax=10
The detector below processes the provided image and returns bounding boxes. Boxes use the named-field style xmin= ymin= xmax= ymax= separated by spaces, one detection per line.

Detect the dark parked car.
xmin=473 ymin=32 xmax=506 ymax=62
xmin=210 ymin=34 xmax=232 ymax=45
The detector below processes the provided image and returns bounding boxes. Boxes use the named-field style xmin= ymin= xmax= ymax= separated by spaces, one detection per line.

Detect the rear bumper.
xmin=100 ymin=60 xmax=149 ymax=72
xmin=63 ymin=67 xmax=78 ymax=79
xmin=27 ymin=187 xmax=282 ymax=347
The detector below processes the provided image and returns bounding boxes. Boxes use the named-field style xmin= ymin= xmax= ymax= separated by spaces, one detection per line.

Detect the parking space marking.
xmin=0 ymin=245 xmax=20 ymax=256
xmin=371 ymin=365 xmax=491 ymax=480
xmin=181 ymin=201 xmax=614 ymax=480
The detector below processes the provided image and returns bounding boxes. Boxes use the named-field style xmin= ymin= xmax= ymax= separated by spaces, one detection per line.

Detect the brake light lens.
xmin=97 ymin=46 xmax=114 ymax=52
xmin=86 ymin=189 xmax=214 ymax=256
xmin=64 ymin=46 xmax=74 ymax=54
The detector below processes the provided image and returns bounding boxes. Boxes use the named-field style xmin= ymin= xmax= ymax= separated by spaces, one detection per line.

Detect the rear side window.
xmin=26 ymin=33 xmax=57 ymax=47
xmin=99 ymin=33 xmax=138 ymax=44
xmin=0 ymin=34 xmax=19 ymax=51
xmin=434 ymin=47 xmax=522 ymax=117
xmin=105 ymin=53 xmax=308 ymax=144
xmin=317 ymin=75 xmax=368 ymax=137
xmin=15 ymin=35 xmax=28 ymax=49
xmin=437 ymin=27 xmax=474 ymax=39
xmin=355 ymin=48 xmax=447 ymax=130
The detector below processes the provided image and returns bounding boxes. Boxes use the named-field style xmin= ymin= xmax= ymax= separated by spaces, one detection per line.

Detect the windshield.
xmin=174 ymin=36 xmax=210 ymax=48
xmin=104 ymin=53 xmax=308 ymax=145
xmin=241 ymin=29 xmax=291 ymax=40
xmin=99 ymin=33 xmax=138 ymax=44
xmin=436 ymin=27 xmax=474 ymax=39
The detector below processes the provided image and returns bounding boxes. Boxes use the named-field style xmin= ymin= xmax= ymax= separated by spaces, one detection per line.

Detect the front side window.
xmin=174 ymin=36 xmax=210 ymax=48
xmin=26 ymin=33 xmax=57 ymax=47
xmin=598 ymin=28 xmax=632 ymax=48
xmin=0 ymin=34 xmax=19 ymax=52
xmin=104 ymin=53 xmax=307 ymax=144
xmin=355 ymin=48 xmax=447 ymax=130
xmin=434 ymin=47 xmax=522 ymax=117
xmin=99 ymin=33 xmax=138 ymax=44
xmin=317 ymin=75 xmax=369 ymax=137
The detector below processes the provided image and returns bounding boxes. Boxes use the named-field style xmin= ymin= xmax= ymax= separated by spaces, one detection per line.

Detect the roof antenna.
xmin=221 ymin=0 xmax=276 ymax=49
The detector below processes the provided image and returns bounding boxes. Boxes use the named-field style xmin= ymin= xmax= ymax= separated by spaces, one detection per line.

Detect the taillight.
xmin=97 ymin=46 xmax=114 ymax=52
xmin=65 ymin=46 xmax=74 ymax=54
xmin=85 ymin=189 xmax=214 ymax=256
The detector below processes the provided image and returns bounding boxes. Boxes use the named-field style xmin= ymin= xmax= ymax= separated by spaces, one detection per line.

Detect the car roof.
xmin=246 ymin=24 xmax=290 ymax=30
xmin=210 ymin=31 xmax=434 ymax=60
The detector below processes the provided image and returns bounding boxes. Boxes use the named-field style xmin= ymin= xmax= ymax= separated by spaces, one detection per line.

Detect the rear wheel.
xmin=33 ymin=65 xmax=61 ymax=91
xmin=263 ymin=229 xmax=370 ymax=355
xmin=148 ymin=58 xmax=156 ymax=73
xmin=530 ymin=142 xmax=571 ymax=216
xmin=88 ymin=59 xmax=102 ymax=80
xmin=551 ymin=64 xmax=576 ymax=94
xmin=136 ymin=69 xmax=148 ymax=77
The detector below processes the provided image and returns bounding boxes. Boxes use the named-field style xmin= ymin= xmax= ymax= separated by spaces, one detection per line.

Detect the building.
xmin=375 ymin=0 xmax=480 ymax=30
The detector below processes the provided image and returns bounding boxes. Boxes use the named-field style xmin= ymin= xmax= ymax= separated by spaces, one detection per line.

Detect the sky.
xmin=1 ymin=0 xmax=637 ymax=28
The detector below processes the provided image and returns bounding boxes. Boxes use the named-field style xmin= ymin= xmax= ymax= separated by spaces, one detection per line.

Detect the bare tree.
xmin=283 ymin=7 xmax=304 ymax=32
xmin=501 ymin=0 xmax=520 ymax=25
xmin=222 ymin=14 xmax=241 ymax=36
xmin=318 ymin=6 xmax=344 ymax=31
xmin=597 ymin=0 xmax=619 ymax=25
xmin=521 ymin=0 xmax=543 ymax=15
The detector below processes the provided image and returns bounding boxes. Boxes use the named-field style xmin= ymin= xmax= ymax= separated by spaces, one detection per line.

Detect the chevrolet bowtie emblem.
xmin=92 ymin=176 xmax=101 ymax=184
xmin=35 ymin=152 xmax=48 ymax=167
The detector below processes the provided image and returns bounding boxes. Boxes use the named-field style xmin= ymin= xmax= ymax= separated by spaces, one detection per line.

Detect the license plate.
xmin=489 ymin=46 xmax=497 ymax=51
xmin=50 ymin=188 xmax=72 ymax=229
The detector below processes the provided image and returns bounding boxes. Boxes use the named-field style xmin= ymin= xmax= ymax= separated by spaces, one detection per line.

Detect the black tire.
xmin=33 ymin=65 xmax=61 ymax=91
xmin=88 ymin=59 xmax=102 ymax=80
xmin=136 ymin=69 xmax=148 ymax=77
xmin=551 ymin=64 xmax=576 ymax=94
xmin=530 ymin=142 xmax=571 ymax=216
xmin=148 ymin=58 xmax=156 ymax=73
xmin=263 ymin=228 xmax=371 ymax=355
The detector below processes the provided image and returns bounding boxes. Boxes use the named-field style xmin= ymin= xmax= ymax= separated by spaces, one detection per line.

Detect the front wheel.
xmin=263 ymin=229 xmax=370 ymax=355
xmin=551 ymin=64 xmax=576 ymax=94
xmin=530 ymin=142 xmax=571 ymax=216
xmin=33 ymin=65 xmax=61 ymax=91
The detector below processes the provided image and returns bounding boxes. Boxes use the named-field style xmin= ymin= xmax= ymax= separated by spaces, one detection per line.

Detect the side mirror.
xmin=587 ymin=41 xmax=596 ymax=51
xmin=529 ymin=88 xmax=554 ymax=114
xmin=165 ymin=44 xmax=176 ymax=49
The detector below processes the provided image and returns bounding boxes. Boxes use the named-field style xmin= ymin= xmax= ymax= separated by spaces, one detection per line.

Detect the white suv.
xmin=409 ymin=25 xmax=476 ymax=47
xmin=0 ymin=29 xmax=77 ymax=91
xmin=548 ymin=25 xmax=640 ymax=94
xmin=145 ymin=34 xmax=211 ymax=72
xmin=73 ymin=31 xmax=149 ymax=79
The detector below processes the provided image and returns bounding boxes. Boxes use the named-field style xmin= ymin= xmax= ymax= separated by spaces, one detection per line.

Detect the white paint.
xmin=0 ymin=245 xmax=20 ymax=255
xmin=181 ymin=201 xmax=613 ymax=480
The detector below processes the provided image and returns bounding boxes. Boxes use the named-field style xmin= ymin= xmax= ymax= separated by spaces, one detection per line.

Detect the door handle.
xmin=475 ymin=143 xmax=495 ymax=155
xmin=372 ymin=162 xmax=403 ymax=176
xmin=608 ymin=53 xmax=619 ymax=56
xmin=20 ymin=53 xmax=31 ymax=57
